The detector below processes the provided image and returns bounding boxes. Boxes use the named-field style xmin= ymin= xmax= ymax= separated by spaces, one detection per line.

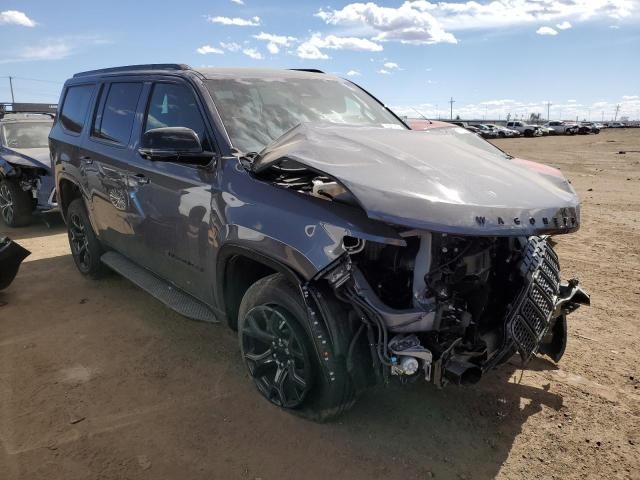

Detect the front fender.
xmin=216 ymin=158 xmax=405 ymax=280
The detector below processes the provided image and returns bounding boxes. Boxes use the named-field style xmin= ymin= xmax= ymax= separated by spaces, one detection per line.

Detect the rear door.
xmin=121 ymin=79 xmax=218 ymax=303
xmin=80 ymin=79 xmax=146 ymax=259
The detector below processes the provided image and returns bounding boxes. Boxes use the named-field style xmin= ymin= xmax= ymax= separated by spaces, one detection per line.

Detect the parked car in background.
xmin=609 ymin=122 xmax=625 ymax=128
xmin=483 ymin=124 xmax=520 ymax=138
xmin=544 ymin=121 xmax=578 ymax=135
xmin=51 ymin=64 xmax=588 ymax=420
xmin=0 ymin=103 xmax=57 ymax=227
xmin=469 ymin=124 xmax=498 ymax=139
xmin=578 ymin=122 xmax=600 ymax=134
xmin=505 ymin=121 xmax=542 ymax=137
xmin=536 ymin=125 xmax=554 ymax=136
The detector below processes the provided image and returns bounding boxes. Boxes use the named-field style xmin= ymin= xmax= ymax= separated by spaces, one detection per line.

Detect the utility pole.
xmin=8 ymin=76 xmax=15 ymax=103
xmin=449 ymin=96 xmax=455 ymax=120
xmin=545 ymin=101 xmax=552 ymax=121
xmin=601 ymin=111 xmax=604 ymax=122
xmin=614 ymin=104 xmax=620 ymax=121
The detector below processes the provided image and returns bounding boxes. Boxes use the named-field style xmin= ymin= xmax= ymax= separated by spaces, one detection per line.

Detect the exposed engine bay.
xmin=322 ymin=232 xmax=590 ymax=388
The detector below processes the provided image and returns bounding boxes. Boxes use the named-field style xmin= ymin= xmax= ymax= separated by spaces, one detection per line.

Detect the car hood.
xmin=0 ymin=147 xmax=51 ymax=171
xmin=253 ymin=123 xmax=580 ymax=236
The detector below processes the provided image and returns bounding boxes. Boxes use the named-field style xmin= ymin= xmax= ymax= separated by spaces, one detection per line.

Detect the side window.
xmin=143 ymin=83 xmax=210 ymax=150
xmin=60 ymin=85 xmax=94 ymax=134
xmin=93 ymin=82 xmax=142 ymax=145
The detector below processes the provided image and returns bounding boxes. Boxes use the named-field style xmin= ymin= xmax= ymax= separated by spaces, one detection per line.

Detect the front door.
xmin=124 ymin=80 xmax=218 ymax=304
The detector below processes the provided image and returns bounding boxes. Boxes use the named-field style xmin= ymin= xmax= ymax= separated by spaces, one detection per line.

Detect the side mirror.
xmin=139 ymin=127 xmax=206 ymax=161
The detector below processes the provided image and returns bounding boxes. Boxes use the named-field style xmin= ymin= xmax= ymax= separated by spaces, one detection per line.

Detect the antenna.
xmin=8 ymin=76 xmax=15 ymax=103
xmin=410 ymin=107 xmax=432 ymax=124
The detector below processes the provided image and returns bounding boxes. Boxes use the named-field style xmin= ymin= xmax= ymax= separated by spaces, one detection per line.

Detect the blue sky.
xmin=1 ymin=0 xmax=639 ymax=120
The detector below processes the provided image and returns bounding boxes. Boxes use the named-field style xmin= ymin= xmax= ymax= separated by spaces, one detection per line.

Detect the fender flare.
xmin=215 ymin=243 xmax=306 ymax=315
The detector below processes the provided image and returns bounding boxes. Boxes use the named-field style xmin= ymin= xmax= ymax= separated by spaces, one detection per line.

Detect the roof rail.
xmin=288 ymin=68 xmax=325 ymax=74
xmin=73 ymin=64 xmax=191 ymax=78
xmin=0 ymin=102 xmax=58 ymax=120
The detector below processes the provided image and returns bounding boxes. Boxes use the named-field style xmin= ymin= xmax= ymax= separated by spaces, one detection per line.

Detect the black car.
xmin=0 ymin=103 xmax=57 ymax=226
xmin=50 ymin=65 xmax=588 ymax=420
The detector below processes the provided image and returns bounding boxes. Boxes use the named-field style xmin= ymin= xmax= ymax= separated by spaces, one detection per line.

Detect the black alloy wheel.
xmin=240 ymin=304 xmax=312 ymax=408
xmin=69 ymin=211 xmax=91 ymax=271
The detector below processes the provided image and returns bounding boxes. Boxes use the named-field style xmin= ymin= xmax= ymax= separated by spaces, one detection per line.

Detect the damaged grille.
xmin=508 ymin=237 xmax=560 ymax=363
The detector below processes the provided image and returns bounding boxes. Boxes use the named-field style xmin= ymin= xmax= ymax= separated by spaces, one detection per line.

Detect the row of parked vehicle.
xmin=452 ymin=120 xmax=615 ymax=138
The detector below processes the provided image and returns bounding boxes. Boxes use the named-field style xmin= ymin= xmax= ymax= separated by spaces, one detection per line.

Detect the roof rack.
xmin=288 ymin=69 xmax=325 ymax=74
xmin=73 ymin=64 xmax=192 ymax=78
xmin=0 ymin=103 xmax=58 ymax=120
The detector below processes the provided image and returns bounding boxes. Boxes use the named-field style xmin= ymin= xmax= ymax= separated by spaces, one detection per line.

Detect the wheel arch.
xmin=57 ymin=175 xmax=83 ymax=221
xmin=217 ymin=245 xmax=305 ymax=330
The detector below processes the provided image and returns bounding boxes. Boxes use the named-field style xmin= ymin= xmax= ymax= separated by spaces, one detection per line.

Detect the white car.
xmin=483 ymin=124 xmax=520 ymax=138
xmin=505 ymin=121 xmax=541 ymax=137
xmin=544 ymin=121 xmax=578 ymax=135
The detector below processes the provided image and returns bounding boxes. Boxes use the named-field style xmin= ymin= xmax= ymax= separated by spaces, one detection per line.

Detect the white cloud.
xmin=296 ymin=33 xmax=383 ymax=59
xmin=207 ymin=15 xmax=260 ymax=26
xmin=567 ymin=99 xmax=577 ymax=103
xmin=197 ymin=45 xmax=224 ymax=55
xmin=346 ymin=70 xmax=360 ymax=76
xmin=0 ymin=35 xmax=112 ymax=64
xmin=622 ymin=95 xmax=639 ymax=100
xmin=0 ymin=10 xmax=36 ymax=27
xmin=253 ymin=32 xmax=297 ymax=54
xmin=609 ymin=24 xmax=621 ymax=28
xmin=316 ymin=1 xmax=635 ymax=45
xmin=556 ymin=21 xmax=572 ymax=30
xmin=22 ymin=42 xmax=71 ymax=60
xmin=220 ymin=41 xmax=242 ymax=52
xmin=231 ymin=0 xmax=245 ymax=4
xmin=378 ymin=69 xmax=390 ymax=74
xmin=536 ymin=26 xmax=558 ymax=35
xmin=316 ymin=2 xmax=457 ymax=45
xmin=243 ymin=48 xmax=263 ymax=59
xmin=383 ymin=61 xmax=400 ymax=69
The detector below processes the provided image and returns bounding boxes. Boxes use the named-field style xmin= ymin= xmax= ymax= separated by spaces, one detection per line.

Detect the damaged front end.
xmin=250 ymin=123 xmax=589 ymax=389
xmin=315 ymin=233 xmax=589 ymax=388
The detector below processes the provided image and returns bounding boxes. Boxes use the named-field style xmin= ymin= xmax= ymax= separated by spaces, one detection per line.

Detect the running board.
xmin=100 ymin=251 xmax=218 ymax=323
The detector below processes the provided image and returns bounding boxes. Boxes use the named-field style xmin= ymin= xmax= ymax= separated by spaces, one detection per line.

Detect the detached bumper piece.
xmin=0 ymin=236 xmax=30 ymax=290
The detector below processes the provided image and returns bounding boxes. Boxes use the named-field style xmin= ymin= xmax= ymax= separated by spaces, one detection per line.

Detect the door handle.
xmin=132 ymin=173 xmax=150 ymax=185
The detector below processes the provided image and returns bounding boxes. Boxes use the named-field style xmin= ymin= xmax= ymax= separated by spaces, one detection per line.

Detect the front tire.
xmin=66 ymin=198 xmax=107 ymax=278
xmin=238 ymin=274 xmax=355 ymax=421
xmin=0 ymin=179 xmax=32 ymax=227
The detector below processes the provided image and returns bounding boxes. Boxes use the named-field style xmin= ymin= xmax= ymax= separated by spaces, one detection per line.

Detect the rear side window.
xmin=60 ymin=85 xmax=94 ymax=134
xmin=93 ymin=82 xmax=143 ymax=145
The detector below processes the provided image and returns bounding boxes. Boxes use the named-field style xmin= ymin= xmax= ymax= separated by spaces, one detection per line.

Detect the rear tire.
xmin=66 ymin=198 xmax=108 ymax=278
xmin=0 ymin=179 xmax=32 ymax=227
xmin=238 ymin=274 xmax=356 ymax=421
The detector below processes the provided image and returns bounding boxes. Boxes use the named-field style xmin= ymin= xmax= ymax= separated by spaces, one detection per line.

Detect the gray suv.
xmin=50 ymin=64 xmax=589 ymax=420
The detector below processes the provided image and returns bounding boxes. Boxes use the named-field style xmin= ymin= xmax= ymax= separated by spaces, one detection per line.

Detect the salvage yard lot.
xmin=1 ymin=129 xmax=639 ymax=480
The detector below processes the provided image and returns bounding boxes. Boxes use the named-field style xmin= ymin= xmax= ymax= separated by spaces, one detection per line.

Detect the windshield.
xmin=205 ymin=76 xmax=405 ymax=153
xmin=2 ymin=122 xmax=52 ymax=149
xmin=421 ymin=126 xmax=511 ymax=159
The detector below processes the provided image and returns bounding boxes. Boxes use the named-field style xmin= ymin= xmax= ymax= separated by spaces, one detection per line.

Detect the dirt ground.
xmin=1 ymin=129 xmax=639 ymax=480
